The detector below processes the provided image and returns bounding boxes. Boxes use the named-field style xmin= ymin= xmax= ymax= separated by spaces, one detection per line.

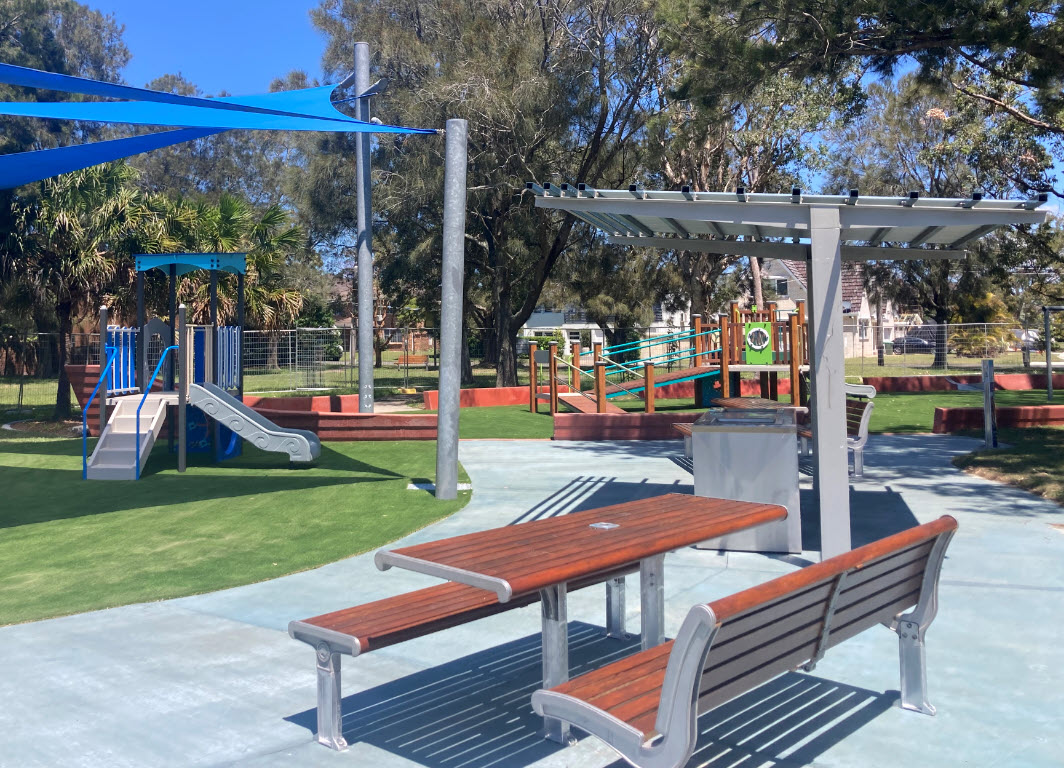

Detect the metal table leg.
xmin=640 ymin=554 xmax=666 ymax=650
xmin=605 ymin=576 xmax=628 ymax=639
xmin=539 ymin=583 xmax=571 ymax=743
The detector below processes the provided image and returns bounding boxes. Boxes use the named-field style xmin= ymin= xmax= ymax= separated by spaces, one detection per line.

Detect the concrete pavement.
xmin=0 ymin=435 xmax=1061 ymax=767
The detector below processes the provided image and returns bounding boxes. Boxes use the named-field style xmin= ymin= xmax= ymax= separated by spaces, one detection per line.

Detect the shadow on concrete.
xmin=510 ymin=477 xmax=694 ymax=525
xmin=286 ymin=622 xmax=641 ymax=768
xmin=605 ymin=672 xmax=897 ymax=768
xmin=286 ymin=623 xmax=896 ymax=768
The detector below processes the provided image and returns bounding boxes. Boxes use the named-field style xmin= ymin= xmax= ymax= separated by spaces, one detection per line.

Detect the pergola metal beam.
xmin=530 ymin=184 xmax=1050 ymax=561
xmin=606 ymin=236 xmax=967 ymax=261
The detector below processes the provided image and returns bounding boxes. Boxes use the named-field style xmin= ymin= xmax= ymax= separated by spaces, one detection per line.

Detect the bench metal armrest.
xmin=531 ymin=690 xmax=647 ymax=758
xmin=289 ymin=620 xmax=362 ymax=657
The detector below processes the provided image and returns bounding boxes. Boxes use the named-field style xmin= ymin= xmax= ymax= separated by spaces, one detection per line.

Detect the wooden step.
xmin=558 ymin=393 xmax=625 ymax=414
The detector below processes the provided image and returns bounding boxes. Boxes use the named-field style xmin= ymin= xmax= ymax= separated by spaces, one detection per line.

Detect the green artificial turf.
xmin=0 ymin=433 xmax=468 ymax=625
xmin=954 ymin=427 xmax=1064 ymax=504
xmin=867 ymin=389 xmax=1064 ymax=433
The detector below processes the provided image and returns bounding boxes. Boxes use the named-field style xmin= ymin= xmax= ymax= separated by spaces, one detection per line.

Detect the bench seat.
xmin=533 ymin=516 xmax=958 ymax=768
xmin=291 ymin=566 xmax=633 ymax=750
xmin=798 ymin=393 xmax=874 ymax=476
xmin=672 ymin=423 xmax=692 ymax=459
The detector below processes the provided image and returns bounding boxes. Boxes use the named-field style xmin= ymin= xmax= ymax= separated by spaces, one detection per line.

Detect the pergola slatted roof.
xmin=527 ymin=183 xmax=1048 ymax=261
xmin=528 ymin=181 xmax=1052 ymax=562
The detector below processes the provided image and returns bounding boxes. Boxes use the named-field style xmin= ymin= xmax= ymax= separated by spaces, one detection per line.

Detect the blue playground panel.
xmin=181 ymin=327 xmax=242 ymax=460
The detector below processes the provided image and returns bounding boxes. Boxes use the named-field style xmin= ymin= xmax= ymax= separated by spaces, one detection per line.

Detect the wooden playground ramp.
xmin=529 ymin=301 xmax=811 ymax=420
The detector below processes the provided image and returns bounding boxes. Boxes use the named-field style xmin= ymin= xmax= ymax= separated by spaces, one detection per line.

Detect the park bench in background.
xmin=532 ymin=516 xmax=957 ymax=768
xmin=389 ymin=354 xmax=430 ymax=369
xmin=672 ymin=423 xmax=692 ymax=458
xmin=799 ymin=384 xmax=875 ymax=477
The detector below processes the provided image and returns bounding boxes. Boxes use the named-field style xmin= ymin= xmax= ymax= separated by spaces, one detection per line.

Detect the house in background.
xmin=523 ymin=302 xmax=688 ymax=355
xmin=761 ymin=259 xmax=897 ymax=358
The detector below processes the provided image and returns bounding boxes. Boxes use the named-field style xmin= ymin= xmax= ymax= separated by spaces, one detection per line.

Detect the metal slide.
xmin=187 ymin=383 xmax=321 ymax=463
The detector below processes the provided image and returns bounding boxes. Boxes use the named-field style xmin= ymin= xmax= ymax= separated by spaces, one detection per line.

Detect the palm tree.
xmin=7 ymin=163 xmax=147 ymax=418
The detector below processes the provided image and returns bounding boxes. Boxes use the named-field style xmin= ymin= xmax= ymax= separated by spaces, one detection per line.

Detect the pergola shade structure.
xmin=529 ymin=183 xmax=1051 ymax=558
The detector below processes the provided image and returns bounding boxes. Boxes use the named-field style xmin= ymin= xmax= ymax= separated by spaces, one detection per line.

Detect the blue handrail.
xmin=582 ymin=327 xmax=720 ymax=358
xmin=82 ymin=346 xmax=118 ymax=480
xmin=135 ymin=345 xmax=179 ymax=480
xmin=608 ymin=344 xmax=723 ymax=372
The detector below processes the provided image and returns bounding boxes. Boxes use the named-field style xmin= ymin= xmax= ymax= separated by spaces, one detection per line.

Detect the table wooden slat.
xmin=710 ymin=397 xmax=802 ymax=410
xmin=375 ymin=494 xmax=786 ymax=601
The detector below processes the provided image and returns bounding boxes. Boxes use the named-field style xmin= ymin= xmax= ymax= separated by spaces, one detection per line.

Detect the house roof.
xmin=777 ymin=260 xmax=866 ymax=311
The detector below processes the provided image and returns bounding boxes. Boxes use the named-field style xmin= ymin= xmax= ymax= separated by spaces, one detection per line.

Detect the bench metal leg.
xmin=852 ymin=447 xmax=864 ymax=477
xmin=315 ymin=643 xmax=348 ymax=750
xmin=683 ymin=435 xmax=692 ymax=459
xmin=640 ymin=554 xmax=666 ymax=651
xmin=896 ymin=620 xmax=934 ymax=715
xmin=606 ymin=576 xmax=628 ymax=639
xmin=540 ymin=583 xmax=572 ymax=744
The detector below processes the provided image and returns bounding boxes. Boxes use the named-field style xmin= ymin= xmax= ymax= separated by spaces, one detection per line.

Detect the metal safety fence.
xmin=4 ymin=322 xmax=1057 ymax=417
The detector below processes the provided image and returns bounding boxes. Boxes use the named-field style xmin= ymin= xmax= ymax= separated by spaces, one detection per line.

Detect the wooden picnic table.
xmin=374 ymin=493 xmax=786 ymax=742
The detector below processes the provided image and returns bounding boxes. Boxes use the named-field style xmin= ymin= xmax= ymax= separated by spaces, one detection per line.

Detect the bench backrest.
xmin=846 ymin=397 xmax=874 ymax=443
xmin=650 ymin=517 xmax=956 ymax=761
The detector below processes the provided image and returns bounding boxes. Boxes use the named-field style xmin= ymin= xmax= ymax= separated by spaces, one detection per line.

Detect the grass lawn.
xmin=0 ymin=432 xmax=468 ymax=626
xmin=868 ymin=389 xmax=1064 ymax=433
xmin=954 ymin=427 xmax=1064 ymax=504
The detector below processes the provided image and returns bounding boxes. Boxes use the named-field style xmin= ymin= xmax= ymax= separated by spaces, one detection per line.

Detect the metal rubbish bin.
xmin=691 ymin=407 xmax=802 ymax=554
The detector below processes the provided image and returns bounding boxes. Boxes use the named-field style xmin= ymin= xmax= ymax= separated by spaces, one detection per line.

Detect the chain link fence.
xmin=4 ymin=322 xmax=1058 ymax=417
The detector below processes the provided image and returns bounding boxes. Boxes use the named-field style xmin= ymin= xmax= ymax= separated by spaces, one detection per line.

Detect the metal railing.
xmin=81 ymin=346 xmax=117 ymax=480
xmin=135 ymin=345 xmax=179 ymax=480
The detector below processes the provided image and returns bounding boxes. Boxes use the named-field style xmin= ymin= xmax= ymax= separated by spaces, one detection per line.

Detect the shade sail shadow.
xmin=604 ymin=672 xmax=896 ymax=768
xmin=286 ymin=622 xmax=643 ymax=768
xmin=510 ymin=477 xmax=694 ymax=525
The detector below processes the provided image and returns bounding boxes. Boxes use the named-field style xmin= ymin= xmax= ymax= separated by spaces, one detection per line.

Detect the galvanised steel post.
xmin=435 ymin=119 xmax=468 ymax=500
xmin=355 ymin=41 xmax=375 ymax=413
xmin=1046 ymin=306 xmax=1053 ymax=403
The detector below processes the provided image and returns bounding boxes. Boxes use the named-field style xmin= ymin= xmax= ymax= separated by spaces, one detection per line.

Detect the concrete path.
xmin=0 ymin=436 xmax=1061 ymax=767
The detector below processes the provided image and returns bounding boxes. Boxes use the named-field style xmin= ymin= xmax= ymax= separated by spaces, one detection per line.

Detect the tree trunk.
xmin=931 ymin=316 xmax=949 ymax=370
xmin=750 ymin=256 xmax=764 ymax=308
xmin=494 ymin=277 xmax=518 ymax=387
xmin=267 ymin=332 xmax=280 ymax=370
xmin=54 ymin=300 xmax=73 ymax=419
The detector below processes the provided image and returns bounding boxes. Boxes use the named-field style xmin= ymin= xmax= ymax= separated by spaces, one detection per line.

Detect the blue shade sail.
xmin=135 ymin=253 xmax=247 ymax=275
xmin=0 ymin=63 xmax=435 ymax=189
xmin=0 ymin=128 xmax=225 ymax=189
xmin=0 ymin=98 xmax=423 ymax=132
xmin=0 ymin=63 xmax=352 ymax=122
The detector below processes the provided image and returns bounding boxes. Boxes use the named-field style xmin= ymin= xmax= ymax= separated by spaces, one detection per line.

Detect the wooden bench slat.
xmin=531 ymin=516 xmax=958 ymax=768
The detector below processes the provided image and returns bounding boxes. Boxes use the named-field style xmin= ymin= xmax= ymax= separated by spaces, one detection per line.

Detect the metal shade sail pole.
xmin=355 ymin=41 xmax=375 ymax=414
xmin=1046 ymin=306 xmax=1053 ymax=403
xmin=435 ymin=119 xmax=468 ymax=500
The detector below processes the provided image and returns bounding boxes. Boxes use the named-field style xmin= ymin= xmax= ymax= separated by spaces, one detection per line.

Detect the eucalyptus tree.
xmin=823 ymin=76 xmax=1056 ymax=367
xmin=304 ymin=0 xmax=661 ymax=386
xmin=658 ymin=0 xmax=1064 ymax=153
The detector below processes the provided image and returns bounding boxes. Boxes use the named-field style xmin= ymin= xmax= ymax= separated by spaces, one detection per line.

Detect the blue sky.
xmin=89 ymin=1 xmax=330 ymax=95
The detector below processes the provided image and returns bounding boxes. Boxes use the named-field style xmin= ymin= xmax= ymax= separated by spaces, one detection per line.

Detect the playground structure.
xmin=530 ymin=301 xmax=810 ymax=416
xmin=81 ymin=254 xmax=320 ymax=480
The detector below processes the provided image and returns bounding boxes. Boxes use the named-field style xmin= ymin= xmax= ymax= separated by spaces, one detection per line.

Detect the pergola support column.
xmin=808 ymin=206 xmax=851 ymax=559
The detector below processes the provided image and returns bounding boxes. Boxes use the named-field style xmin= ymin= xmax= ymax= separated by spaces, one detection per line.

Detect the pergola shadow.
xmin=286 ymin=622 xmax=641 ymax=768
xmin=604 ymin=672 xmax=897 ymax=768
xmin=286 ymin=623 xmax=896 ymax=768
xmin=510 ymin=476 xmax=694 ymax=525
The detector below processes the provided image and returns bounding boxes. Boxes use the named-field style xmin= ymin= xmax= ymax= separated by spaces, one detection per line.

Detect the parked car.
xmin=892 ymin=336 xmax=934 ymax=354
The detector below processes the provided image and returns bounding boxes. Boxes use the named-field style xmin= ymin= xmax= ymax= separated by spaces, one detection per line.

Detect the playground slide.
xmin=188 ymin=383 xmax=321 ymax=463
